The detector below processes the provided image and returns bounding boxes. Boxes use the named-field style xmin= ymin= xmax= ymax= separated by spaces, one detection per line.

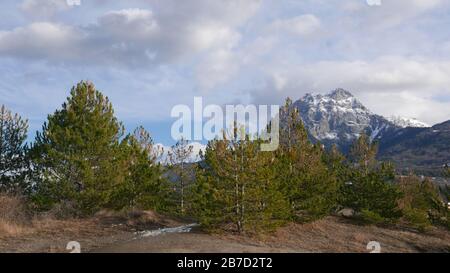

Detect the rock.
xmin=338 ymin=208 xmax=355 ymax=218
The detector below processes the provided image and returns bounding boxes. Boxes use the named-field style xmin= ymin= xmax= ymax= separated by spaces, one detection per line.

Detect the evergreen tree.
xmin=191 ymin=138 xmax=230 ymax=228
xmin=247 ymin=138 xmax=290 ymax=231
xmin=0 ymin=105 xmax=29 ymax=194
xmin=398 ymin=176 xmax=447 ymax=231
xmin=110 ymin=127 xmax=172 ymax=212
xmin=276 ymin=98 xmax=338 ymax=221
xmin=168 ymin=137 xmax=194 ymax=215
xmin=31 ymin=81 xmax=126 ymax=214
xmin=193 ymin=126 xmax=290 ymax=233
xmin=323 ymin=144 xmax=350 ymax=207
xmin=349 ymin=133 xmax=378 ymax=172
xmin=342 ymin=134 xmax=402 ymax=222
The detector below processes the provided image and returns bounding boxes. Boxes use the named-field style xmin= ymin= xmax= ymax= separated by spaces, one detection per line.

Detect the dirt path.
xmin=2 ymin=215 xmax=450 ymax=253
xmin=93 ymin=231 xmax=298 ymax=253
xmin=93 ymin=217 xmax=450 ymax=253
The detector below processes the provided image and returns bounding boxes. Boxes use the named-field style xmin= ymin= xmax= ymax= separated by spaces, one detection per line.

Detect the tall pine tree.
xmin=192 ymin=126 xmax=290 ymax=233
xmin=276 ymin=98 xmax=338 ymax=221
xmin=31 ymin=81 xmax=126 ymax=214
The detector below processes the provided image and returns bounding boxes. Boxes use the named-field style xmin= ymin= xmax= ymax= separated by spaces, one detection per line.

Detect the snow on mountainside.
xmin=291 ymin=88 xmax=428 ymax=152
xmin=387 ymin=116 xmax=429 ymax=128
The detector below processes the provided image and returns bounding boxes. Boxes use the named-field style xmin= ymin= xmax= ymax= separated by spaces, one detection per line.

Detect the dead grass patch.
xmin=0 ymin=194 xmax=31 ymax=236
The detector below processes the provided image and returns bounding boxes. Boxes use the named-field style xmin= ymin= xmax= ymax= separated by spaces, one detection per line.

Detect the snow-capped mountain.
xmin=291 ymin=89 xmax=428 ymax=152
xmin=387 ymin=116 xmax=429 ymax=128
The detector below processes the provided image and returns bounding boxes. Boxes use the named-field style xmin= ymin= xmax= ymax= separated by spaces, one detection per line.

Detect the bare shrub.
xmin=0 ymin=194 xmax=30 ymax=236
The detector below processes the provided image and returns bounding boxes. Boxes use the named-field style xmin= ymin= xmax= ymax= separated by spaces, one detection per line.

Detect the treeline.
xmin=191 ymin=99 xmax=449 ymax=232
xmin=0 ymin=81 xmax=449 ymax=233
xmin=1 ymin=82 xmax=175 ymax=216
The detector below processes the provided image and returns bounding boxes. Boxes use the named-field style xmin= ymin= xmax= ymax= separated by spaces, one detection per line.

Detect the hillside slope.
xmin=378 ymin=121 xmax=450 ymax=176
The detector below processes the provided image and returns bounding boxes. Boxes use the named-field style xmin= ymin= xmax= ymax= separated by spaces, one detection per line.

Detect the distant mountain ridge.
xmin=290 ymin=89 xmax=448 ymax=175
xmin=387 ymin=116 xmax=429 ymax=128
xmin=292 ymin=88 xmax=407 ymax=152
xmin=378 ymin=120 xmax=450 ymax=176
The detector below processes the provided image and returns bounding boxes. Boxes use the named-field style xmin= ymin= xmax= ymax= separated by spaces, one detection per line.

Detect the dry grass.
xmin=220 ymin=216 xmax=450 ymax=253
xmin=95 ymin=217 xmax=450 ymax=253
xmin=2 ymin=197 xmax=447 ymax=253
xmin=0 ymin=194 xmax=31 ymax=236
xmin=0 ymin=221 xmax=26 ymax=236
xmin=0 ymin=205 xmax=186 ymax=253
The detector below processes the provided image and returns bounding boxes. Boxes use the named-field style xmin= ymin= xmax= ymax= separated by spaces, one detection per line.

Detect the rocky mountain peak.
xmin=329 ymin=88 xmax=354 ymax=101
xmin=292 ymin=89 xmax=396 ymax=152
xmin=291 ymin=89 xmax=432 ymax=153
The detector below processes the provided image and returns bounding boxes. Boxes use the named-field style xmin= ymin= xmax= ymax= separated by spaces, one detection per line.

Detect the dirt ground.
xmin=94 ymin=217 xmax=450 ymax=253
xmin=1 ymin=214 xmax=450 ymax=253
xmin=0 ymin=210 xmax=182 ymax=253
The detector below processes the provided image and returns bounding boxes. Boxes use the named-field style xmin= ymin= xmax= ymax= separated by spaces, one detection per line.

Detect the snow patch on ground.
xmin=135 ymin=223 xmax=199 ymax=238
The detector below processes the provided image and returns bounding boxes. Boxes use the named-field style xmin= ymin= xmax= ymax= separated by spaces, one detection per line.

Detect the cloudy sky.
xmin=0 ymin=0 xmax=449 ymax=144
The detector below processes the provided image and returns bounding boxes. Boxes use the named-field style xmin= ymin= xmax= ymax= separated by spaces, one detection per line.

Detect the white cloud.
xmin=361 ymin=92 xmax=449 ymax=126
xmin=254 ymin=56 xmax=450 ymax=124
xmin=0 ymin=22 xmax=81 ymax=60
xmin=356 ymin=0 xmax=446 ymax=30
xmin=0 ymin=4 xmax=246 ymax=70
xmin=19 ymin=0 xmax=70 ymax=19
xmin=1 ymin=0 xmax=449 ymax=135
xmin=269 ymin=15 xmax=321 ymax=36
xmin=98 ymin=9 xmax=159 ymax=40
xmin=147 ymin=0 xmax=261 ymax=27
xmin=195 ymin=49 xmax=239 ymax=90
xmin=187 ymin=23 xmax=240 ymax=52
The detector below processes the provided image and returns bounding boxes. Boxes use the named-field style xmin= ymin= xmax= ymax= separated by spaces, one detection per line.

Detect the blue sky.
xmin=0 ymin=0 xmax=449 ymax=145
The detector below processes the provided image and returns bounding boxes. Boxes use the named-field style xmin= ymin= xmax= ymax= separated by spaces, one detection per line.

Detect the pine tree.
xmin=323 ymin=145 xmax=347 ymax=177
xmin=193 ymin=125 xmax=290 ymax=233
xmin=276 ymin=98 xmax=338 ymax=221
xmin=31 ymin=81 xmax=126 ymax=214
xmin=0 ymin=105 xmax=29 ymax=194
xmin=110 ymin=126 xmax=172 ymax=212
xmin=398 ymin=176 xmax=446 ymax=231
xmin=191 ymin=137 xmax=232 ymax=229
xmin=349 ymin=133 xmax=378 ymax=172
xmin=342 ymin=134 xmax=402 ymax=222
xmin=323 ymin=144 xmax=350 ymax=208
xmin=245 ymin=138 xmax=290 ymax=231
xmin=168 ymin=137 xmax=194 ymax=215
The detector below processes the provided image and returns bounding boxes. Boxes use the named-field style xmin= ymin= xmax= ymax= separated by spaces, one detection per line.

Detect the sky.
xmin=0 ymin=0 xmax=449 ymax=145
